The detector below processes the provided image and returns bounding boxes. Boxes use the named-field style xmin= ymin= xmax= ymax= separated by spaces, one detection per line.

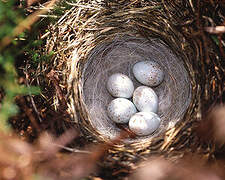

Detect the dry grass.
xmin=1 ymin=0 xmax=225 ymax=179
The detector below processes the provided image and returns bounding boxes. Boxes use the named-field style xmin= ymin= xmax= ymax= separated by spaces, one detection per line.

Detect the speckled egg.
xmin=133 ymin=60 xmax=164 ymax=87
xmin=106 ymin=73 xmax=134 ymax=98
xmin=107 ymin=98 xmax=137 ymax=124
xmin=129 ymin=112 xmax=161 ymax=136
xmin=133 ymin=86 xmax=158 ymax=113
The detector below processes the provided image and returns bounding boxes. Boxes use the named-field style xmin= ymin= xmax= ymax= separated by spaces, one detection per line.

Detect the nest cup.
xmin=46 ymin=0 xmax=224 ymax=155
xmin=83 ymin=36 xmax=191 ymax=142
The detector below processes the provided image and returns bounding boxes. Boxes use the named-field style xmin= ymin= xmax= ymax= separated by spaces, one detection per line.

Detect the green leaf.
xmin=0 ymin=99 xmax=18 ymax=132
xmin=17 ymin=85 xmax=41 ymax=96
xmin=211 ymin=35 xmax=219 ymax=46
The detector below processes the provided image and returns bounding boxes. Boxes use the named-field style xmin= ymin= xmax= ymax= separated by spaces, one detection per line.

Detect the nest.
xmin=83 ymin=35 xmax=191 ymax=142
xmin=45 ymin=0 xmax=225 ymax=172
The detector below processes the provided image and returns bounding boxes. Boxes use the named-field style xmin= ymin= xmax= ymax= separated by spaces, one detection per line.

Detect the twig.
xmin=53 ymin=143 xmax=91 ymax=154
xmin=66 ymin=2 xmax=101 ymax=10
xmin=18 ymin=97 xmax=41 ymax=132
xmin=0 ymin=0 xmax=59 ymax=51
xmin=24 ymin=66 xmax=43 ymax=123
xmin=47 ymin=69 xmax=67 ymax=107
xmin=204 ymin=26 xmax=225 ymax=34
xmin=40 ymin=31 xmax=50 ymax=39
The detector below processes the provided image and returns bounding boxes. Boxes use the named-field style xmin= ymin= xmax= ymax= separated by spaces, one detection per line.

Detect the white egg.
xmin=107 ymin=98 xmax=137 ymax=123
xmin=133 ymin=60 xmax=164 ymax=87
xmin=129 ymin=112 xmax=161 ymax=136
xmin=133 ymin=86 xmax=158 ymax=113
xmin=106 ymin=73 xmax=134 ymax=98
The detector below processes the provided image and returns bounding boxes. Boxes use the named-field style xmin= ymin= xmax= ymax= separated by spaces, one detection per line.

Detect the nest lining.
xmin=82 ymin=35 xmax=192 ymax=142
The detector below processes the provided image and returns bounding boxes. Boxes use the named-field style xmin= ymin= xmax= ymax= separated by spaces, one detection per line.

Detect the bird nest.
xmin=82 ymin=35 xmax=192 ymax=142
xmin=45 ymin=0 xmax=224 ymax=166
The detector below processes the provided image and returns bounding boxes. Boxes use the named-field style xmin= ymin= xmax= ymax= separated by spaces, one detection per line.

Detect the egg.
xmin=133 ymin=60 xmax=164 ymax=87
xmin=107 ymin=98 xmax=137 ymax=123
xmin=106 ymin=73 xmax=134 ymax=98
xmin=129 ymin=112 xmax=161 ymax=136
xmin=133 ymin=86 xmax=158 ymax=113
